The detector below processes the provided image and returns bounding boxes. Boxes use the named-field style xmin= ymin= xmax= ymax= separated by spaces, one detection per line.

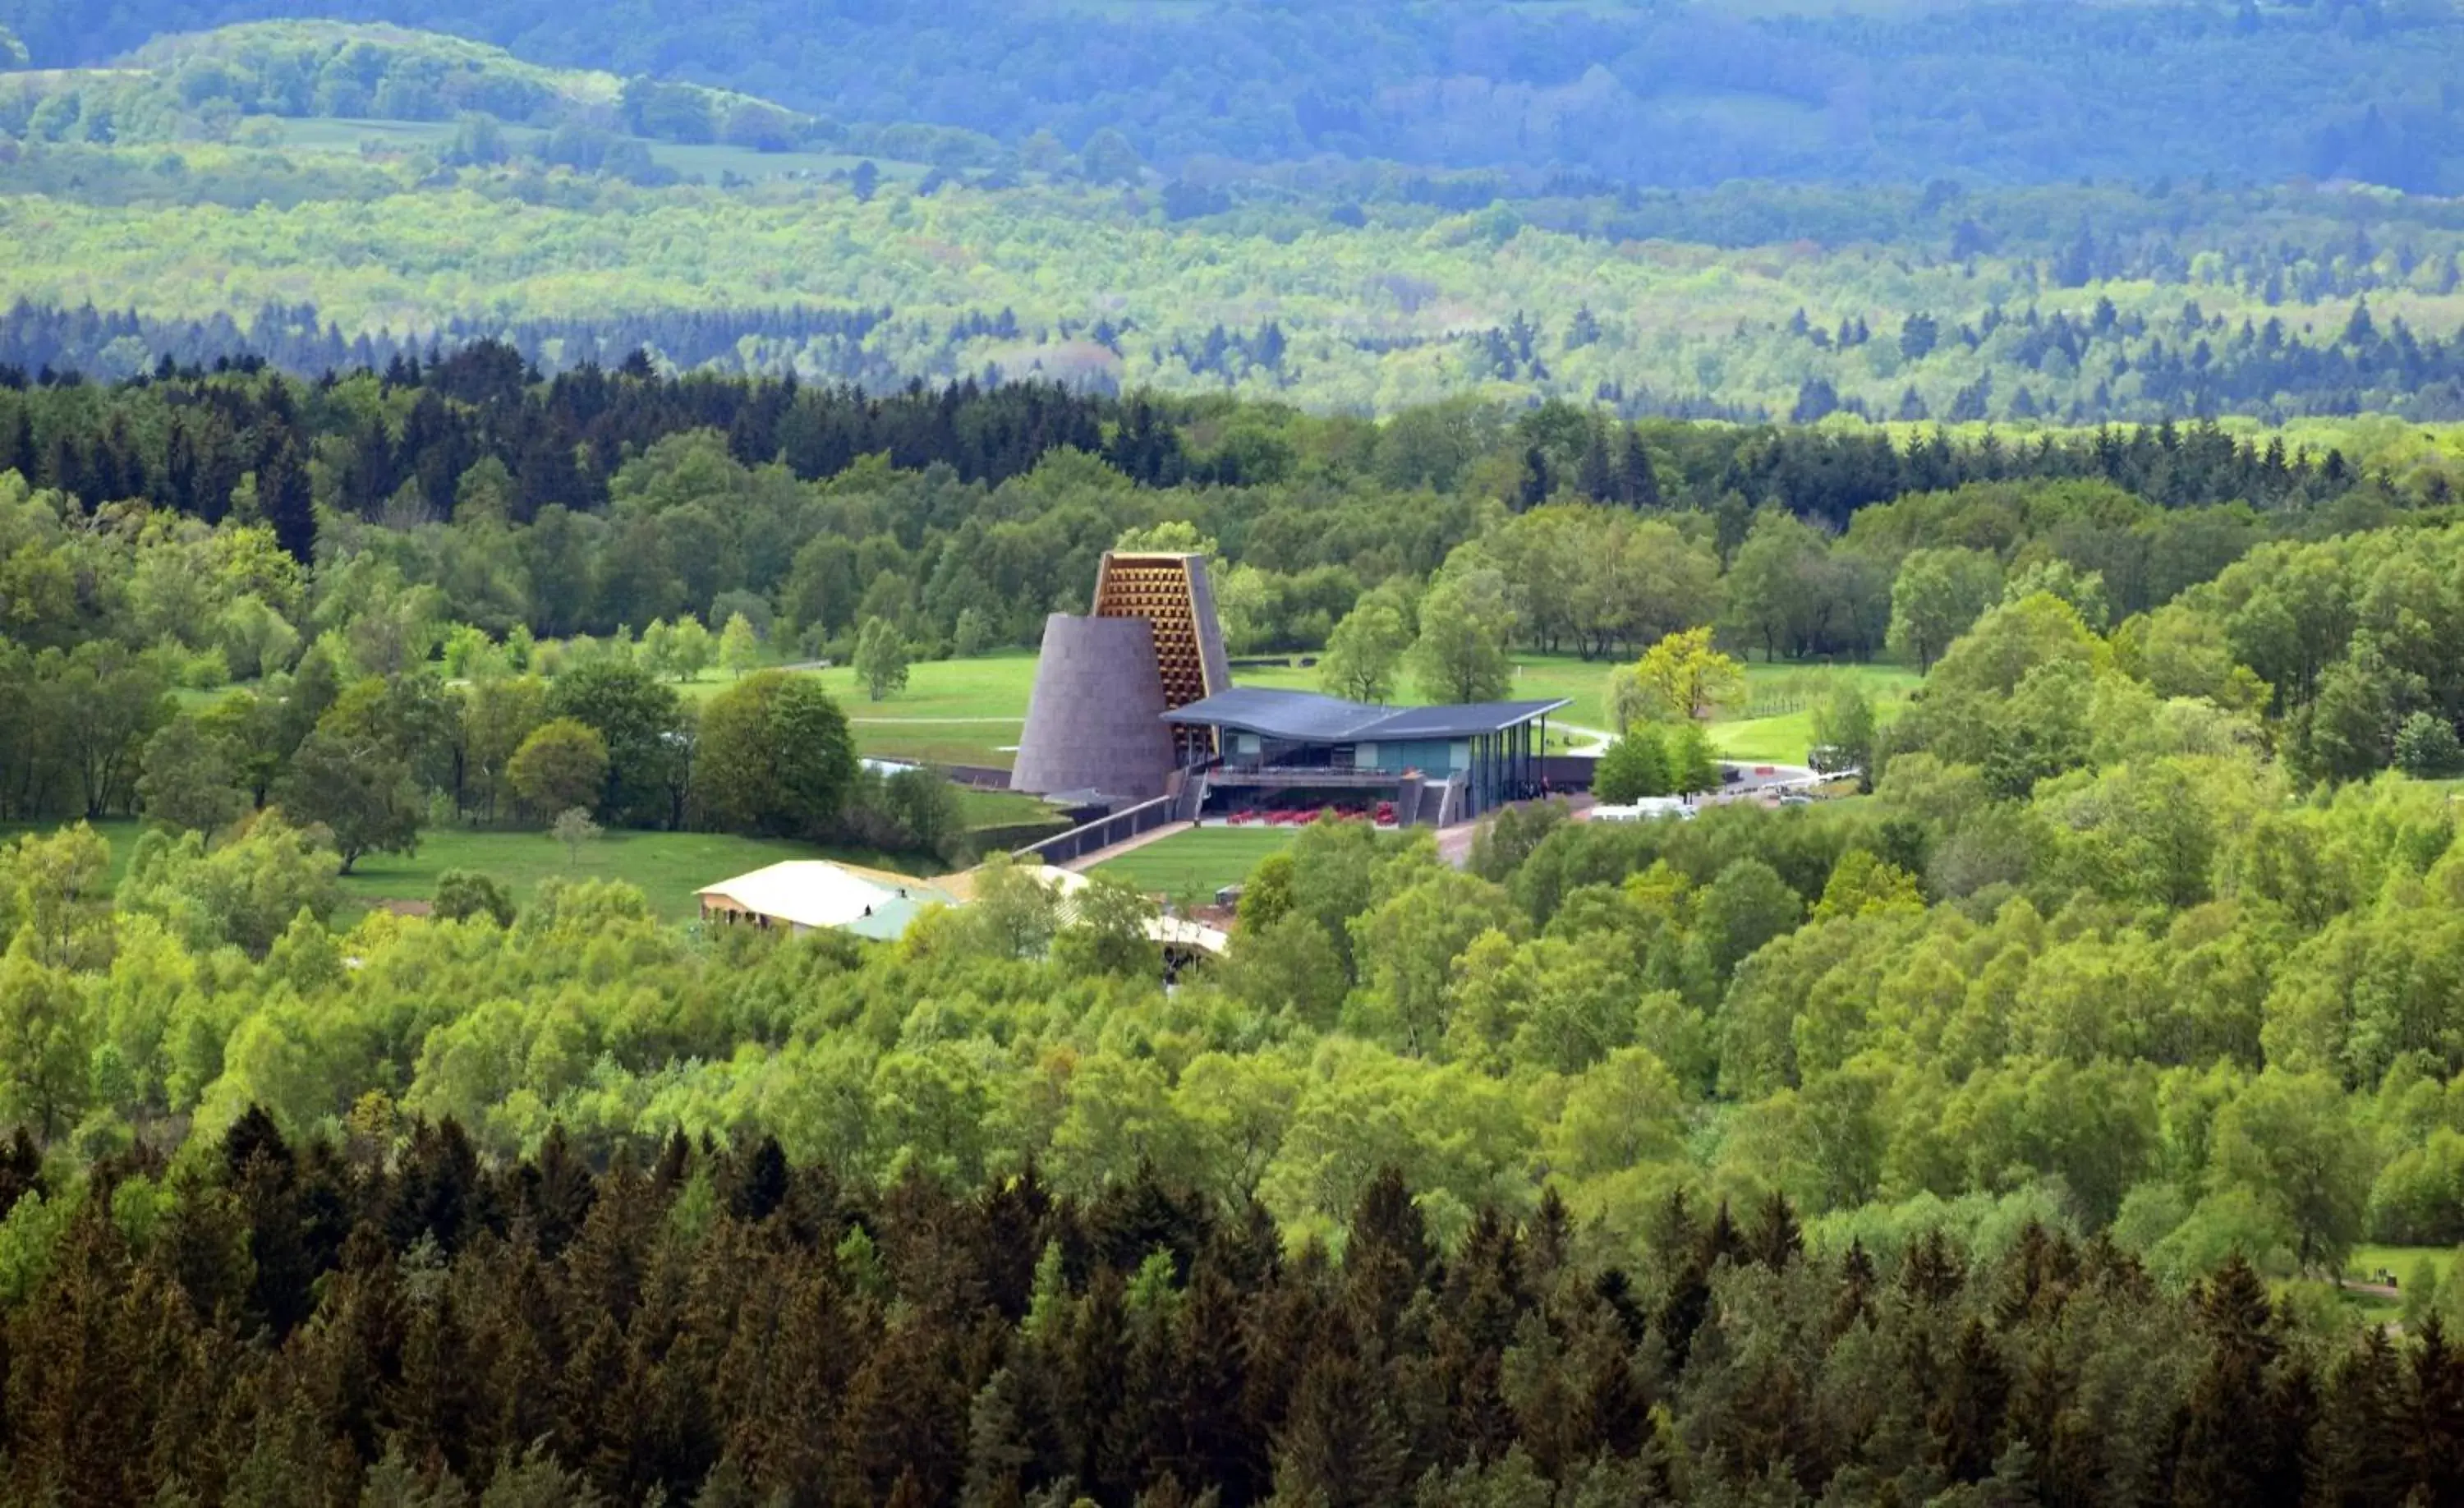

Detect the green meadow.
xmin=815 ymin=651 xmax=1924 ymax=769
xmin=1091 ymin=824 xmax=1295 ymax=905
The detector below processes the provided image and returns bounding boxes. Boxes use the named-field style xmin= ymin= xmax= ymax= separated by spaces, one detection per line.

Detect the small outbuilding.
xmin=696 ymin=860 xmax=961 ymax=942
xmin=696 ymin=857 xmax=1229 ymax=958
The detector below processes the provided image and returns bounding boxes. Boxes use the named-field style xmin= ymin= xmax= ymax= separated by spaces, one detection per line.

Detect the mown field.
xmin=796 ymin=651 xmax=1923 ymax=768
xmin=8 ymin=790 xmax=1060 ymax=927
xmin=2333 ymin=1243 xmax=2462 ymax=1325
xmin=333 ymin=827 xmax=932 ymax=924
xmin=1091 ymin=824 xmax=1294 ymax=903
xmin=0 ymin=818 xmax=932 ymax=926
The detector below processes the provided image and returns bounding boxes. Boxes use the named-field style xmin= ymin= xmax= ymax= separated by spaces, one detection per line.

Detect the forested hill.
xmin=2 ymin=0 xmax=2464 ymax=189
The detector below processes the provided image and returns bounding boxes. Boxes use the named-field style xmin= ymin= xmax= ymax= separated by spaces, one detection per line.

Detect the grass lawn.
xmin=669 ymin=653 xmax=1037 ymax=767
xmin=2312 ymin=1244 xmax=2459 ymax=1326
xmin=192 ymin=645 xmax=1928 ymax=779
xmin=1092 ymin=825 xmax=1294 ymax=904
xmin=958 ymin=787 xmax=1059 ymax=828
xmin=0 ymin=818 xmax=146 ymax=888
xmin=335 ymin=826 xmax=931 ymax=926
xmin=807 ymin=652 xmax=1041 ymax=720
xmin=1191 ymin=653 xmax=1927 ymax=764
xmin=2348 ymin=1244 xmax=2457 ymax=1288
xmin=2 ymin=818 xmax=910 ymax=926
xmin=790 ymin=650 xmax=1930 ymax=769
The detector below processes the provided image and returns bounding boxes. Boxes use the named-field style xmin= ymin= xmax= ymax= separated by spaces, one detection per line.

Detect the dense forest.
xmin=0 ymin=287 xmax=2462 ymax=1508
xmin=8 ymin=0 xmax=2464 ymax=190
xmin=7 ymin=22 xmax=2464 ymax=423
xmin=2 ymin=1120 xmax=2457 ymax=1508
xmin=0 ymin=367 xmax=2462 ymax=1267
xmin=7 ymin=131 xmax=2464 ymax=421
xmin=0 ymin=354 xmax=2452 ymax=850
xmin=16 ymin=4 xmax=2464 ymax=1497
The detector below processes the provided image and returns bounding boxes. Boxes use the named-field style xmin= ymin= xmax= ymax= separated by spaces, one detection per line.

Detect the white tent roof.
xmin=1023 ymin=863 xmax=1230 ymax=954
xmin=696 ymin=858 xmax=1226 ymax=954
xmin=696 ymin=861 xmax=953 ymax=931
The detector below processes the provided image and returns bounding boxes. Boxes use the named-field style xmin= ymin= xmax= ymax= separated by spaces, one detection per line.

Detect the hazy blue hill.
xmin=4 ymin=0 xmax=2463 ymax=188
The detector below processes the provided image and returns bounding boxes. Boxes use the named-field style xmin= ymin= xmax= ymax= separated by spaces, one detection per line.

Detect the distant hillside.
xmin=0 ymin=21 xmax=821 ymax=157
xmin=3 ymin=0 xmax=2464 ymax=189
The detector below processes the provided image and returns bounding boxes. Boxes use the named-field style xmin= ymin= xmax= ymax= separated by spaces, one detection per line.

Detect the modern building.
xmin=1008 ymin=549 xmax=1564 ymax=825
xmin=1010 ymin=549 xmax=1233 ymax=802
xmin=1165 ymin=687 xmax=1568 ymax=825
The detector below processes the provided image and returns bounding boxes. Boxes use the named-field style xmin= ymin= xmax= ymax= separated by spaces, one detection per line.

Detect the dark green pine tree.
xmin=1577 ymin=421 xmax=1614 ymax=503
xmin=393 ymin=1289 xmax=480 ymax=1483
xmin=7 ymin=1209 xmax=149 ymax=1504
xmin=1271 ymin=1317 xmax=1408 ymax=1508
xmin=1345 ymin=1167 xmax=1434 ymax=1349
xmin=1700 ymin=1200 xmax=1745 ymax=1271
xmin=2169 ymin=1257 xmax=2309 ymax=1508
xmin=1164 ymin=1264 xmax=1259 ymax=1503
xmin=1616 ymin=426 xmax=1661 ymax=508
xmin=4 ymin=406 xmax=34 ymax=485
xmin=745 ymin=1269 xmax=857 ymax=1500
xmin=1901 ymin=1228 xmax=1966 ymax=1305
xmin=962 ymin=1367 xmax=1036 ymax=1508
xmin=259 ymin=438 xmax=317 ymax=564
xmin=728 ymin=1135 xmax=789 ymax=1224
xmin=232 ymin=1142 xmax=317 ymax=1340
xmin=0 ymin=1124 xmax=44 ymax=1217
xmin=525 ymin=1122 xmax=599 ymax=1259
xmin=1748 ymin=1191 xmax=1802 ymax=1271
xmin=1516 ymin=446 xmax=1552 ymax=511
xmin=476 ymin=1247 xmax=563 ymax=1469
xmin=2308 ymin=1326 xmax=2407 ymax=1508
xmin=834 ymin=1316 xmax=967 ymax=1506
xmin=1061 ymin=1267 xmax=1133 ymax=1501
xmin=44 ymin=434 xmax=82 ymax=506
xmin=558 ymin=1310 xmax=634 ymax=1485
xmin=2402 ymin=1317 xmax=2464 ymax=1505
xmin=1929 ymin=1318 xmax=2011 ymax=1483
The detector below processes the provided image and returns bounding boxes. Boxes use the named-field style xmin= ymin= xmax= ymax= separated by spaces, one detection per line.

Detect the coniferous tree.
xmin=2171 ymin=1257 xmax=2308 ymax=1508
xmin=1577 ymin=421 xmax=1614 ymax=503
xmin=1515 ymin=446 xmax=1551 ymax=511
xmin=259 ymin=439 xmax=317 ymax=563
xmin=1616 ymin=425 xmax=1660 ymax=508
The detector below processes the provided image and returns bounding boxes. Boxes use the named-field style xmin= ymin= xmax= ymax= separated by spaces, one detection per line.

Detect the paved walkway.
xmin=1556 ymin=721 xmax=1613 ymax=756
xmin=1057 ymin=820 xmax=1197 ymax=873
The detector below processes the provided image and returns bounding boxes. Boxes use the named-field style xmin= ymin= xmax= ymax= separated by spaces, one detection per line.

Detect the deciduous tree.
xmin=508 ymin=717 xmax=611 ymax=819
xmin=1631 ymin=627 xmax=1742 ymax=723
xmin=853 ymin=618 xmax=911 ymax=701
xmin=1319 ymin=589 xmax=1411 ymax=704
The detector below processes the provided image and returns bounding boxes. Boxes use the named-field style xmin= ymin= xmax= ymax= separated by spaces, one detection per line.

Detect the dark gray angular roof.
xmin=1163 ymin=687 xmax=1569 ymax=742
xmin=1359 ymin=699 xmax=1571 ymax=738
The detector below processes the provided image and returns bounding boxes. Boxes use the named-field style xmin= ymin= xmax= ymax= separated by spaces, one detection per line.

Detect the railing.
xmin=1209 ymin=765 xmax=1404 ymax=785
xmin=1013 ymin=792 xmax=1184 ymax=866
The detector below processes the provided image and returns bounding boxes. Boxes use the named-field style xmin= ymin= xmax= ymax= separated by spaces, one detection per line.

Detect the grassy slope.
xmin=823 ymin=651 xmax=1924 ymax=768
xmin=333 ymin=826 xmax=929 ymax=924
xmin=1092 ymin=825 xmax=1294 ymax=903
xmin=0 ymin=817 xmax=921 ymax=926
xmin=263 ymin=117 xmax=926 ymax=184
